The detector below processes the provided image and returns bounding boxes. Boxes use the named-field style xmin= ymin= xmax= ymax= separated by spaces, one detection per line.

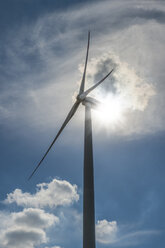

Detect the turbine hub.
xmin=77 ymin=93 xmax=86 ymax=102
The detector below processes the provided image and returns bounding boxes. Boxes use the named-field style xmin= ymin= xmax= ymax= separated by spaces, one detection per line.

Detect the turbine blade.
xmin=83 ymin=69 xmax=114 ymax=97
xmin=28 ymin=100 xmax=80 ymax=180
xmin=79 ymin=31 xmax=90 ymax=94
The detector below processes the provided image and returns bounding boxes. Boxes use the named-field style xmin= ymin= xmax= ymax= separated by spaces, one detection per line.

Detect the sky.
xmin=0 ymin=0 xmax=165 ymax=247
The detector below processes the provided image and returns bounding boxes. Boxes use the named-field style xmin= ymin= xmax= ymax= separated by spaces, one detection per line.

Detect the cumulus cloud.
xmin=96 ymin=219 xmax=118 ymax=244
xmin=0 ymin=208 xmax=58 ymax=248
xmin=3 ymin=227 xmax=46 ymax=248
xmin=5 ymin=178 xmax=79 ymax=208
xmin=1 ymin=178 xmax=80 ymax=248
xmin=13 ymin=208 xmax=59 ymax=228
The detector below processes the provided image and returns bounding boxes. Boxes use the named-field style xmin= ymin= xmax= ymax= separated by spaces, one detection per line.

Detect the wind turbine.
xmin=29 ymin=31 xmax=113 ymax=248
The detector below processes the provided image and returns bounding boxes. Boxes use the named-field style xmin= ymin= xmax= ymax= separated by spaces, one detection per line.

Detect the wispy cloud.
xmin=0 ymin=0 xmax=165 ymax=139
xmin=96 ymin=219 xmax=160 ymax=246
xmin=45 ymin=246 xmax=62 ymax=248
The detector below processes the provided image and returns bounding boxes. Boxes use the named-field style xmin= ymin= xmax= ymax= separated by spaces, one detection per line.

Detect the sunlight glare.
xmin=95 ymin=93 xmax=126 ymax=126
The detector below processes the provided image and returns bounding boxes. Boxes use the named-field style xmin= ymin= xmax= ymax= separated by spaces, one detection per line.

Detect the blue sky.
xmin=0 ymin=0 xmax=165 ymax=247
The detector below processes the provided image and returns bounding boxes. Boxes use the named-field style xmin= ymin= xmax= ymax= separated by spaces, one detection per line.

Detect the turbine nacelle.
xmin=82 ymin=97 xmax=101 ymax=110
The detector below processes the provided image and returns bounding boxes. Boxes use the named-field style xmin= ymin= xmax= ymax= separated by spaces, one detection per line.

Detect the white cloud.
xmin=3 ymin=227 xmax=46 ymax=248
xmin=12 ymin=208 xmax=59 ymax=228
xmin=0 ymin=208 xmax=58 ymax=248
xmin=5 ymin=178 xmax=79 ymax=208
xmin=1 ymin=178 xmax=80 ymax=248
xmin=96 ymin=219 xmax=118 ymax=244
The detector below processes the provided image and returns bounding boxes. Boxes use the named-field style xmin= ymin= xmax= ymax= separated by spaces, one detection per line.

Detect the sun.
xmin=94 ymin=93 xmax=126 ymax=127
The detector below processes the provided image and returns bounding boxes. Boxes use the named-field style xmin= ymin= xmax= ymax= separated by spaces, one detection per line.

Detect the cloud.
xmin=0 ymin=0 xmax=165 ymax=139
xmin=96 ymin=219 xmax=118 ymax=244
xmin=13 ymin=208 xmax=59 ymax=228
xmin=84 ymin=53 xmax=156 ymax=134
xmin=116 ymin=229 xmax=160 ymax=246
xmin=3 ymin=227 xmax=46 ymax=248
xmin=45 ymin=247 xmax=62 ymax=248
xmin=96 ymin=219 xmax=160 ymax=246
xmin=1 ymin=178 xmax=80 ymax=248
xmin=126 ymin=7 xmax=165 ymax=24
xmin=0 ymin=208 xmax=58 ymax=248
xmin=1 ymin=179 xmax=161 ymax=248
xmin=4 ymin=178 xmax=79 ymax=208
